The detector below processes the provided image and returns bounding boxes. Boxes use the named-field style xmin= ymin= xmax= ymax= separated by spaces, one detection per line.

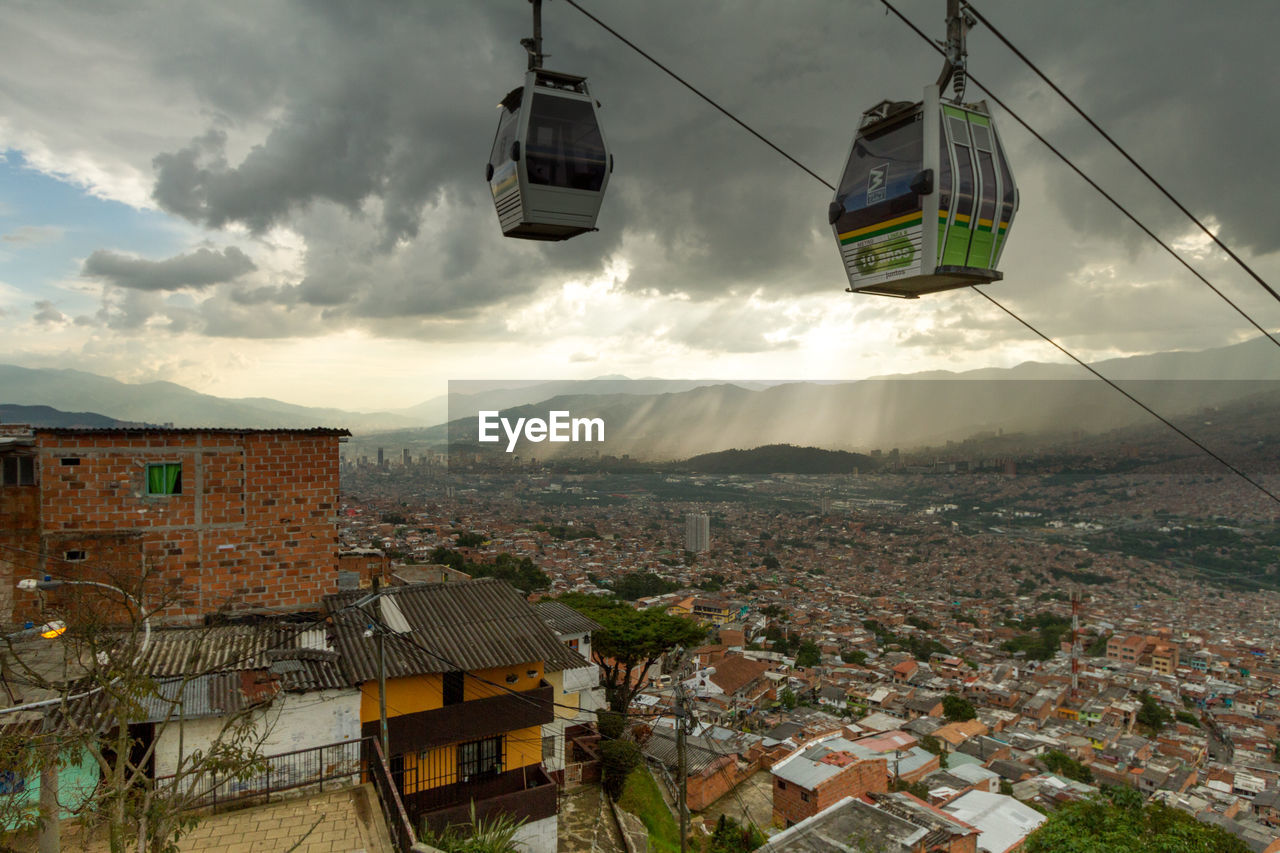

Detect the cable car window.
xmin=971 ymin=123 xmax=992 ymax=152
xmin=526 ymin=94 xmax=606 ymax=191
xmin=489 ymin=110 xmax=519 ymax=172
xmin=953 ymin=145 xmax=975 ymax=225
xmin=836 ymin=115 xmax=923 ymax=233
xmin=937 ymin=133 xmax=953 ymax=214
xmin=996 ymin=147 xmax=1016 ymax=233
xmin=977 ymin=150 xmax=997 ymax=228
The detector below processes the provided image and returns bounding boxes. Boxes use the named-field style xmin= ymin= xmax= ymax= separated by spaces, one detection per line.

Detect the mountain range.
xmin=3 ymin=335 xmax=1280 ymax=460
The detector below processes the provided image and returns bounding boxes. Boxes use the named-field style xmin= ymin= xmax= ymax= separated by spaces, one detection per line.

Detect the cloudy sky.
xmin=2 ymin=0 xmax=1278 ymax=410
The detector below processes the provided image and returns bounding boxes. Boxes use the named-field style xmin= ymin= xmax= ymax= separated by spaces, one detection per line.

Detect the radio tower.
xmin=1070 ymin=589 xmax=1082 ymax=698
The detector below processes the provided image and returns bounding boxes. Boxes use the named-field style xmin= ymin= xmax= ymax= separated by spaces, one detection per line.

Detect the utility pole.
xmin=373 ymin=578 xmax=390 ymax=761
xmin=675 ymin=684 xmax=689 ymax=853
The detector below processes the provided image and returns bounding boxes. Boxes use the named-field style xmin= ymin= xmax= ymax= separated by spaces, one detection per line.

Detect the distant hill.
xmin=0 ymin=404 xmax=130 ymax=429
xmin=0 ymin=365 xmax=421 ymax=433
xmin=678 ymin=444 xmax=878 ymax=474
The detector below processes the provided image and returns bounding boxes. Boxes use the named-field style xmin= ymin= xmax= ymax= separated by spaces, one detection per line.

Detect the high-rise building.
xmin=685 ymin=511 xmax=710 ymax=553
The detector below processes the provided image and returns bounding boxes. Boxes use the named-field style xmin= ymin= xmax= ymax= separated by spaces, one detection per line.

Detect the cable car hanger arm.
xmin=935 ymin=0 xmax=977 ymax=100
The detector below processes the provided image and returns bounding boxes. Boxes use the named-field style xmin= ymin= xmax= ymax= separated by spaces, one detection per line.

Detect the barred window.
xmin=458 ymin=736 xmax=503 ymax=781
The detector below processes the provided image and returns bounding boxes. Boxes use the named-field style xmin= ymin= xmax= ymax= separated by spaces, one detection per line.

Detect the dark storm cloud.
xmin=33 ymin=0 xmax=1273 ymax=343
xmin=82 ymin=246 xmax=256 ymax=291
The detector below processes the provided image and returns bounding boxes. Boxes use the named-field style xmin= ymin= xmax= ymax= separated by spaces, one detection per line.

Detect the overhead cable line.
xmin=560 ymin=0 xmax=1280 ymax=507
xmin=965 ymin=1 xmax=1280 ymax=309
xmin=559 ymin=0 xmax=836 ymax=191
xmin=970 ymin=284 xmax=1280 ymax=505
xmin=876 ymin=0 xmax=1280 ymax=352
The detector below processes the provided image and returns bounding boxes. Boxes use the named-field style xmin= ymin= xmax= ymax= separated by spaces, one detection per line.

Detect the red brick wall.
xmin=0 ymin=477 xmax=41 ymax=623
xmin=772 ymin=758 xmax=887 ymax=828
xmin=26 ymin=430 xmax=342 ymax=622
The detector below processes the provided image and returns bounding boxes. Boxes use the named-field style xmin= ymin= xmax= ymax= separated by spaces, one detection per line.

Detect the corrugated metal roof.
xmin=142 ymin=622 xmax=345 ymax=692
xmin=143 ymin=625 xmax=274 ymax=676
xmin=535 ymin=601 xmax=601 ymax=637
xmin=325 ymin=578 xmax=586 ymax=682
xmin=137 ymin=671 xmax=281 ymax=722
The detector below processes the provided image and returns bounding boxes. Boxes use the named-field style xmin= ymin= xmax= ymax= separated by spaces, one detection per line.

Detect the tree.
xmin=942 ymin=694 xmax=976 ymax=722
xmin=707 ymin=814 xmax=765 ymax=853
xmin=1136 ymin=691 xmax=1173 ymax=734
xmin=779 ymin=687 xmax=797 ymax=710
xmin=1 ymin=568 xmax=278 ymax=853
xmin=1025 ymin=788 xmax=1250 ymax=853
xmin=841 ymin=649 xmax=868 ymax=665
xmin=559 ymin=594 xmax=704 ymax=716
xmin=1041 ymin=750 xmax=1094 ymax=784
xmin=795 ymin=640 xmax=821 ymax=668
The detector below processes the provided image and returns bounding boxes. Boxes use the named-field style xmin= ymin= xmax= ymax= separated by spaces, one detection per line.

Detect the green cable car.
xmin=830 ymin=1 xmax=1018 ymax=297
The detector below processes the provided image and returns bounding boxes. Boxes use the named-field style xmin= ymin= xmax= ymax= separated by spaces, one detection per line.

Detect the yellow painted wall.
xmin=397 ymin=724 xmax=545 ymax=794
xmin=546 ymin=669 xmax=582 ymax=720
xmin=358 ymin=661 xmax=549 ymax=796
xmin=359 ymin=661 xmax=545 ymax=724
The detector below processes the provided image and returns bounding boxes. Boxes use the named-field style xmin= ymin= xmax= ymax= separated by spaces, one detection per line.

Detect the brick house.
xmin=771 ymin=735 xmax=888 ymax=828
xmin=0 ymin=426 xmax=350 ymax=623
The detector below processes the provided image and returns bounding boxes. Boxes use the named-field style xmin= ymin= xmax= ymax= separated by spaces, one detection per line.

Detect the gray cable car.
xmin=486 ymin=0 xmax=610 ymax=241
xmin=487 ymin=69 xmax=611 ymax=241
xmin=830 ymin=0 xmax=1018 ymax=297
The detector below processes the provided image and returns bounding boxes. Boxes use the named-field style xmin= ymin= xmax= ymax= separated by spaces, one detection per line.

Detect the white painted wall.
xmin=153 ymin=688 xmax=362 ymax=781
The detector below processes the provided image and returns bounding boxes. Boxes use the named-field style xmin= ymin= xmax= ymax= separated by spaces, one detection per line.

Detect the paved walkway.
xmin=21 ymin=784 xmax=395 ymax=853
xmin=558 ymin=783 xmax=625 ymax=853
xmin=178 ymin=785 xmax=394 ymax=853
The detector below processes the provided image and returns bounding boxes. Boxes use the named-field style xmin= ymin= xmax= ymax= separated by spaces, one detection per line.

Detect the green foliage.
xmin=597 ymin=710 xmax=626 ymax=741
xmin=905 ymin=616 xmax=935 ymax=630
xmin=533 ymin=523 xmax=599 ymax=541
xmin=680 ymin=444 xmax=877 ymax=475
xmin=942 ymin=694 xmax=976 ymax=722
xmin=618 ymin=764 xmax=681 ymax=853
xmin=795 ymin=640 xmax=822 ymax=668
xmin=421 ymin=802 xmax=526 ymax=853
xmin=454 ymin=531 xmax=485 ymax=548
xmin=999 ymin=779 xmax=1014 ymax=795
xmin=841 ymin=649 xmax=868 ymax=665
xmin=600 ymin=740 xmax=643 ymax=800
xmin=560 ymin=594 xmax=705 ymax=715
xmin=761 ymin=555 xmax=781 ymax=570
xmin=780 ymin=687 xmax=798 ymax=710
xmin=1175 ymin=710 xmax=1200 ymax=728
xmin=1086 ymin=633 xmax=1111 ymax=657
xmin=428 ymin=547 xmax=549 ymax=592
xmin=707 ymin=815 xmax=765 ymax=853
xmin=1001 ymin=611 xmax=1072 ymax=661
xmin=1041 ymin=749 xmax=1094 ymax=784
xmin=612 ymin=571 xmax=680 ymax=601
xmin=1137 ymin=692 xmax=1173 ymax=734
xmin=1025 ymin=788 xmax=1250 ymax=853
xmin=889 ymin=777 xmax=929 ymax=799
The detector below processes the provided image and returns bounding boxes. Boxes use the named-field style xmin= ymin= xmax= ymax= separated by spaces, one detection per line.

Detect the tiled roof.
xmin=325 ymin=578 xmax=586 ymax=682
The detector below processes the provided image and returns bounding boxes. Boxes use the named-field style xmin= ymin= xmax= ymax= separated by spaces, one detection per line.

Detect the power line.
xmin=964 ymin=1 xmax=1280 ymax=309
xmin=559 ymin=0 xmax=835 ymax=191
xmin=970 ymin=284 xmax=1280 ymax=505
xmin=561 ymin=0 xmax=1280 ymax=507
xmin=875 ymin=0 xmax=1280 ymax=352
